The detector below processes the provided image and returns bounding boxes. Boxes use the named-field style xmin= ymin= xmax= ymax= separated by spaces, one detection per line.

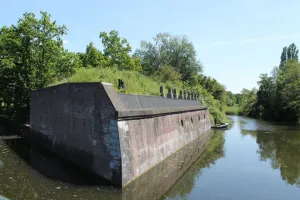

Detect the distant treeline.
xmin=226 ymin=43 xmax=300 ymax=123
xmin=0 ymin=11 xmax=229 ymax=123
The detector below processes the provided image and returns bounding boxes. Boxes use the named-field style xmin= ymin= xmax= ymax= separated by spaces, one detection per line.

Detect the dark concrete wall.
xmin=30 ymin=83 xmax=122 ymax=184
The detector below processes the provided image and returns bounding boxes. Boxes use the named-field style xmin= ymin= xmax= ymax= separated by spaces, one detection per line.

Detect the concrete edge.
xmin=32 ymin=82 xmax=109 ymax=93
xmin=101 ymin=83 xmax=127 ymax=111
xmin=117 ymin=106 xmax=208 ymax=119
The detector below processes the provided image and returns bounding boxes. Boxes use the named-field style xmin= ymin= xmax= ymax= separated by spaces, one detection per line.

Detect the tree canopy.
xmin=81 ymin=42 xmax=106 ymax=68
xmin=234 ymin=43 xmax=300 ymax=122
xmin=280 ymin=43 xmax=298 ymax=68
xmin=0 ymin=11 xmax=76 ymax=120
xmin=99 ymin=30 xmax=142 ymax=71
xmin=134 ymin=33 xmax=203 ymax=82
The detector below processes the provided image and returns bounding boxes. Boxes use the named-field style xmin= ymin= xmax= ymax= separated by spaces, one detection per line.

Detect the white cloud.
xmin=209 ymin=34 xmax=300 ymax=47
xmin=63 ymin=40 xmax=69 ymax=44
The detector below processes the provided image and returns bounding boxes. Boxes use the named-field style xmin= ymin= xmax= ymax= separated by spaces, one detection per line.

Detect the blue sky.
xmin=1 ymin=0 xmax=300 ymax=93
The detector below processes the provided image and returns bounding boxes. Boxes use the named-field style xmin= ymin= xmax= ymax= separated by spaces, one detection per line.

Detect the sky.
xmin=1 ymin=0 xmax=300 ymax=93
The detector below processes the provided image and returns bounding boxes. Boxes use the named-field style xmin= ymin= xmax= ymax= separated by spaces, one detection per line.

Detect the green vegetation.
xmin=0 ymin=12 xmax=79 ymax=121
xmin=0 ymin=11 xmax=229 ymax=124
xmin=227 ymin=43 xmax=300 ymax=123
xmin=57 ymin=67 xmax=228 ymax=123
xmin=134 ymin=33 xmax=203 ymax=82
xmin=224 ymin=105 xmax=240 ymax=115
xmin=57 ymin=67 xmax=161 ymax=95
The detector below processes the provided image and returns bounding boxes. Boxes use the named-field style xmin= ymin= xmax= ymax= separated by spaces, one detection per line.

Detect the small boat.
xmin=211 ymin=123 xmax=229 ymax=129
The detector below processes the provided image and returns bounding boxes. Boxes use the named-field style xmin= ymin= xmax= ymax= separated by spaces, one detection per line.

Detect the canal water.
xmin=1 ymin=116 xmax=300 ymax=200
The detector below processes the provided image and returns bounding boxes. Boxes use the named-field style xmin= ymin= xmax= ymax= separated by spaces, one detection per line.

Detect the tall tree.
xmin=287 ymin=43 xmax=298 ymax=61
xmin=277 ymin=60 xmax=300 ymax=121
xmin=197 ymin=75 xmax=226 ymax=105
xmin=134 ymin=33 xmax=203 ymax=82
xmin=99 ymin=30 xmax=141 ymax=71
xmin=280 ymin=47 xmax=288 ymax=68
xmin=226 ymin=91 xmax=236 ymax=107
xmin=82 ymin=42 xmax=106 ymax=67
xmin=0 ymin=11 xmax=75 ymax=120
xmin=238 ymin=88 xmax=258 ymax=117
xmin=256 ymin=73 xmax=277 ymax=119
xmin=280 ymin=43 xmax=298 ymax=68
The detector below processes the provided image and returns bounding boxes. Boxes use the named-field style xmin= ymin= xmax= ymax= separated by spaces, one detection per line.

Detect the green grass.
xmin=225 ymin=105 xmax=240 ymax=115
xmin=53 ymin=67 xmax=162 ymax=95
xmin=52 ymin=67 xmax=227 ymax=123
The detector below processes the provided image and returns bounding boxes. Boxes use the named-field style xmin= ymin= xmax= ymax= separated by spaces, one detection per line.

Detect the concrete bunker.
xmin=29 ymin=82 xmax=211 ymax=186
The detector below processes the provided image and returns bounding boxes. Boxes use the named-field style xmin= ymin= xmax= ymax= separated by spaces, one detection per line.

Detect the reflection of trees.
xmin=256 ymin=132 xmax=300 ymax=186
xmin=237 ymin=118 xmax=261 ymax=140
xmin=240 ymin=129 xmax=258 ymax=138
xmin=164 ymin=131 xmax=225 ymax=199
xmin=238 ymin=115 xmax=300 ymax=187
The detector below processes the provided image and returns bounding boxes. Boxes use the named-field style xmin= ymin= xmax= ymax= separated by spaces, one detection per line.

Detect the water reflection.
xmin=238 ymin=117 xmax=300 ymax=187
xmin=256 ymin=132 xmax=300 ymax=186
xmin=163 ymin=130 xmax=225 ymax=200
xmin=0 ymin=127 xmax=224 ymax=200
xmin=123 ymin=130 xmax=225 ymax=200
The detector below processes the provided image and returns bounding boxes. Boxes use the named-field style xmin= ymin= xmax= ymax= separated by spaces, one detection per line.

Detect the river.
xmin=1 ymin=116 xmax=300 ymax=200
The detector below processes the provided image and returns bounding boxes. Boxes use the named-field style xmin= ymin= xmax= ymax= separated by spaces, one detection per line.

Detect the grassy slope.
xmin=53 ymin=67 xmax=227 ymax=123
xmin=224 ymin=105 xmax=240 ymax=115
xmin=54 ymin=67 xmax=161 ymax=95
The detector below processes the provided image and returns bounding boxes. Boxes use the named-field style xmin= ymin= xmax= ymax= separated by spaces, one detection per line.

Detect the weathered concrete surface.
xmin=30 ymin=82 xmax=211 ymax=186
xmin=118 ymin=109 xmax=211 ymax=185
